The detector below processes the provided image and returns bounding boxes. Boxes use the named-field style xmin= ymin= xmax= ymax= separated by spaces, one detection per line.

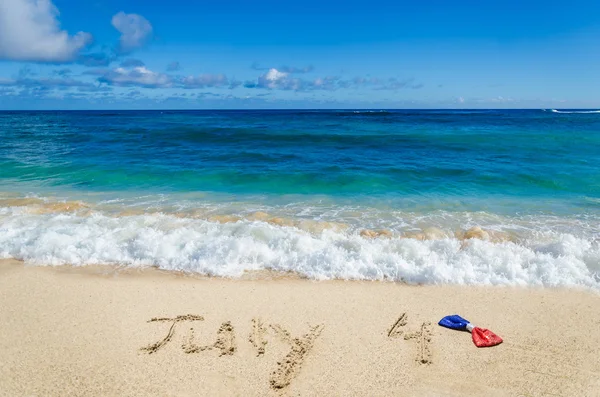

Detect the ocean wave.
xmin=0 ymin=207 xmax=598 ymax=289
xmin=550 ymin=109 xmax=600 ymax=114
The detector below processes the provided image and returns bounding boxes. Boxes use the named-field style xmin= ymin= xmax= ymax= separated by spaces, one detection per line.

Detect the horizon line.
xmin=1 ymin=108 xmax=598 ymax=112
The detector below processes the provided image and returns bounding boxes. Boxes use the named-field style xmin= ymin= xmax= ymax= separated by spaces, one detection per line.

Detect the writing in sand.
xmin=139 ymin=312 xmax=432 ymax=390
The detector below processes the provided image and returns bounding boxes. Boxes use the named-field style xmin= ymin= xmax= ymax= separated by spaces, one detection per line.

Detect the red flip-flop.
xmin=471 ymin=327 xmax=503 ymax=347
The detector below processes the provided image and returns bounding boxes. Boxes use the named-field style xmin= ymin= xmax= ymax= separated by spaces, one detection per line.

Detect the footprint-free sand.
xmin=0 ymin=259 xmax=598 ymax=396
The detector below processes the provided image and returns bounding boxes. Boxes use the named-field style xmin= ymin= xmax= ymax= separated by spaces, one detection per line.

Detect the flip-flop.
xmin=438 ymin=314 xmax=503 ymax=348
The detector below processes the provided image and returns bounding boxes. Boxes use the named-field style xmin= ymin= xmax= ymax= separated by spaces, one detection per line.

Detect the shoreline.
xmin=3 ymin=258 xmax=599 ymax=292
xmin=1 ymin=259 xmax=599 ymax=396
xmin=2 ymin=195 xmax=598 ymax=289
xmin=0 ymin=258 xmax=320 ymax=282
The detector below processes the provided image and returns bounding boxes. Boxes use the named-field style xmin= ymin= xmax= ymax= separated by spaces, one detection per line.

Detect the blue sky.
xmin=0 ymin=0 xmax=599 ymax=109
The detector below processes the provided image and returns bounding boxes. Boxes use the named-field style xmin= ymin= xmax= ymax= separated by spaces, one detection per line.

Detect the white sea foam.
xmin=0 ymin=207 xmax=598 ymax=289
xmin=550 ymin=109 xmax=600 ymax=114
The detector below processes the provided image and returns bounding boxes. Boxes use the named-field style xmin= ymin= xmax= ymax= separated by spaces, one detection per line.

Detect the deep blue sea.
xmin=0 ymin=109 xmax=598 ymax=288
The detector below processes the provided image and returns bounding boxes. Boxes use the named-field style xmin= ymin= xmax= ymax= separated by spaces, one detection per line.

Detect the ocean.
xmin=0 ymin=109 xmax=598 ymax=288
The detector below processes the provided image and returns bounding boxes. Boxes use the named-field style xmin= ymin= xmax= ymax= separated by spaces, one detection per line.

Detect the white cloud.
xmin=98 ymin=66 xmax=172 ymax=88
xmin=259 ymin=68 xmax=289 ymax=88
xmin=247 ymin=68 xmax=305 ymax=90
xmin=111 ymin=12 xmax=153 ymax=54
xmin=91 ymin=66 xmax=241 ymax=90
xmin=245 ymin=68 xmax=422 ymax=92
xmin=0 ymin=0 xmax=92 ymax=62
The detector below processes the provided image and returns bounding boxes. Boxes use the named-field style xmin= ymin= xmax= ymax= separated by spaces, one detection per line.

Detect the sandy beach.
xmin=0 ymin=259 xmax=598 ymax=396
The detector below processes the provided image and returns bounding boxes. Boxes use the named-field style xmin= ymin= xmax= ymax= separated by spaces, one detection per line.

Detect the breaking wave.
xmin=550 ymin=109 xmax=600 ymax=114
xmin=0 ymin=201 xmax=598 ymax=289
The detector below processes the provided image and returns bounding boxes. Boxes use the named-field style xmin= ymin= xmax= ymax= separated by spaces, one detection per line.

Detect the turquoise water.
xmin=0 ymin=110 xmax=599 ymax=287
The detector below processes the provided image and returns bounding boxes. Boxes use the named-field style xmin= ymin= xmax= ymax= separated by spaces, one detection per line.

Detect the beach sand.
xmin=0 ymin=259 xmax=598 ymax=396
